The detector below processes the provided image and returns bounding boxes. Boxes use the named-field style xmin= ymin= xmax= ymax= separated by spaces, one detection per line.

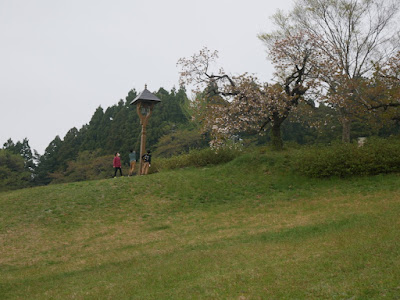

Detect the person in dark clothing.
xmin=141 ymin=150 xmax=151 ymax=175
xmin=128 ymin=149 xmax=136 ymax=176
xmin=113 ymin=152 xmax=123 ymax=177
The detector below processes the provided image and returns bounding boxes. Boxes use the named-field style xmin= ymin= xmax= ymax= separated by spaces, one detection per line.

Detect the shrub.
xmin=293 ymin=137 xmax=400 ymax=178
xmin=149 ymin=147 xmax=241 ymax=173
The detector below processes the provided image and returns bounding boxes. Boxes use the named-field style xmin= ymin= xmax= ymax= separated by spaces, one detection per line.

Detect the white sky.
xmin=0 ymin=0 xmax=294 ymax=154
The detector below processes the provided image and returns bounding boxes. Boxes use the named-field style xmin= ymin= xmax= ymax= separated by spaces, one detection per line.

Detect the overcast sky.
xmin=0 ymin=0 xmax=294 ymax=154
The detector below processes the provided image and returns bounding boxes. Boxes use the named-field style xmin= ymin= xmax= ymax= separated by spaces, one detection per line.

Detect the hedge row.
xmin=293 ymin=138 xmax=400 ymax=178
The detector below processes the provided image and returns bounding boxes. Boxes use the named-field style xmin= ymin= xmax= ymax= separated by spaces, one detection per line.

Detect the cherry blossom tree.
xmin=178 ymin=38 xmax=315 ymax=150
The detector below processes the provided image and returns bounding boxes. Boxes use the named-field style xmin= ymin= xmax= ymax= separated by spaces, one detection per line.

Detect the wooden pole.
xmin=139 ymin=123 xmax=146 ymax=175
xmin=137 ymin=102 xmax=154 ymax=175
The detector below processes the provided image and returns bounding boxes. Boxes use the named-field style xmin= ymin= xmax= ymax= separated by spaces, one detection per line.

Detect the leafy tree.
xmin=50 ymin=150 xmax=114 ymax=183
xmin=288 ymin=0 xmax=400 ymax=142
xmin=369 ymin=50 xmax=400 ymax=120
xmin=0 ymin=149 xmax=31 ymax=191
xmin=3 ymin=138 xmax=36 ymax=175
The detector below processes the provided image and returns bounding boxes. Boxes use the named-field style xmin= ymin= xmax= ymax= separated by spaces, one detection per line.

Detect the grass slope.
xmin=1 ymin=150 xmax=400 ymax=299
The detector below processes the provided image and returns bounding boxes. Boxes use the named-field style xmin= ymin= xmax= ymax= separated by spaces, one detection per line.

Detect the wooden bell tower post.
xmin=130 ymin=85 xmax=161 ymax=174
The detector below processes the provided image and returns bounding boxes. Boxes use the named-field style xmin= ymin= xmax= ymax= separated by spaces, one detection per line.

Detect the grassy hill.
xmin=1 ymin=150 xmax=400 ymax=299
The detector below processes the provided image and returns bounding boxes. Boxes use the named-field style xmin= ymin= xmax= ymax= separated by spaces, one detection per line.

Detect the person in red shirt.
xmin=113 ymin=152 xmax=123 ymax=177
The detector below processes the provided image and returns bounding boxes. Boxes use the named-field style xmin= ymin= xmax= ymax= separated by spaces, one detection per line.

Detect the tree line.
xmin=1 ymin=87 xmax=192 ymax=190
xmin=2 ymin=91 xmax=397 ymax=191
xmin=2 ymin=0 xmax=400 ymax=191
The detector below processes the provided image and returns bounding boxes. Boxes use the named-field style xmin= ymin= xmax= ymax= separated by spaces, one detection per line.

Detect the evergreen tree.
xmin=3 ymin=138 xmax=36 ymax=175
xmin=34 ymin=136 xmax=63 ymax=185
xmin=57 ymin=127 xmax=83 ymax=169
xmin=3 ymin=138 xmax=16 ymax=151
xmin=33 ymin=86 xmax=192 ymax=184
xmin=0 ymin=149 xmax=31 ymax=191
xmin=82 ymin=106 xmax=105 ymax=150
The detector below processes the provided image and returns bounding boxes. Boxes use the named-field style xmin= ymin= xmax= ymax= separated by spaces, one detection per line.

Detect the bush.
xmin=149 ymin=147 xmax=241 ymax=173
xmin=293 ymin=137 xmax=400 ymax=178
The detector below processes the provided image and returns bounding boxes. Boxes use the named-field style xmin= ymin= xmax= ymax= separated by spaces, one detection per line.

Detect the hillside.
xmin=1 ymin=151 xmax=400 ymax=299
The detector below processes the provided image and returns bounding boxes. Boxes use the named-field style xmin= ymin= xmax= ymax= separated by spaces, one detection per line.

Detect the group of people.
xmin=113 ymin=149 xmax=152 ymax=177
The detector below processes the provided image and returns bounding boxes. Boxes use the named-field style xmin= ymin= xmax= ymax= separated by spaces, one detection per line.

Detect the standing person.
xmin=141 ymin=150 xmax=151 ymax=175
xmin=113 ymin=152 xmax=123 ymax=177
xmin=128 ymin=149 xmax=136 ymax=176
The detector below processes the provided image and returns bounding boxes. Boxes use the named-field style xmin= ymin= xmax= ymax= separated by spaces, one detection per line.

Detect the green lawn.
xmin=1 ymin=151 xmax=400 ymax=299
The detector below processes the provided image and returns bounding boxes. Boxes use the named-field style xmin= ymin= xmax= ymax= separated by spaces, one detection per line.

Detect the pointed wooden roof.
xmin=130 ymin=84 xmax=161 ymax=105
